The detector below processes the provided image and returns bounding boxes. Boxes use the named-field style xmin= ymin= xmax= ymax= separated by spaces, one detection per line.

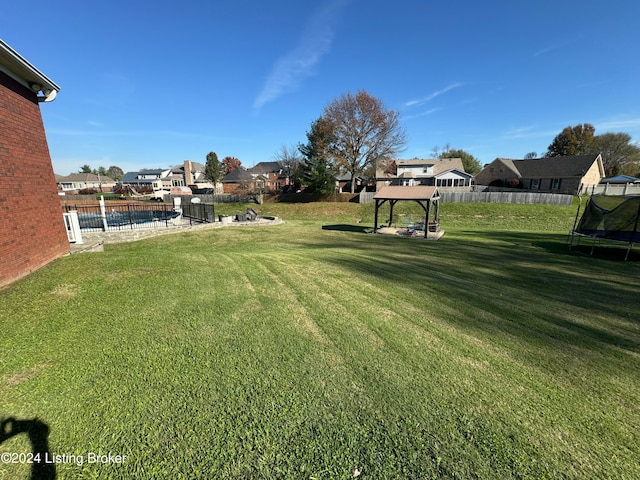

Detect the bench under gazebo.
xmin=373 ymin=186 xmax=442 ymax=239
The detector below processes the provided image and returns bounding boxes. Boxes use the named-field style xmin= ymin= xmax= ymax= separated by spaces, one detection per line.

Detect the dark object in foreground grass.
xmin=322 ymin=224 xmax=372 ymax=234
xmin=0 ymin=417 xmax=56 ymax=480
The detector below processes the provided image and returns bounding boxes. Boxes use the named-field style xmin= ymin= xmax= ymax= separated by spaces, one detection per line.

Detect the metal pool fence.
xmin=63 ymin=203 xmax=183 ymax=231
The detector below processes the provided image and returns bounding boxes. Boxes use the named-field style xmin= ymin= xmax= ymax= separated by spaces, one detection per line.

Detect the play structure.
xmin=568 ymin=194 xmax=640 ymax=260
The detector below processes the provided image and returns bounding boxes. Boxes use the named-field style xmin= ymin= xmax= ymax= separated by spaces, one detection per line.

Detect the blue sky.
xmin=3 ymin=0 xmax=640 ymax=175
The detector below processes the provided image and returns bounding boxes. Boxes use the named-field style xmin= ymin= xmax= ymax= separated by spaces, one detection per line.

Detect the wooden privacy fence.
xmin=179 ymin=194 xmax=262 ymax=204
xmin=60 ymin=193 xmax=262 ymax=204
xmin=440 ymin=191 xmax=573 ymax=205
xmin=359 ymin=190 xmax=573 ymax=206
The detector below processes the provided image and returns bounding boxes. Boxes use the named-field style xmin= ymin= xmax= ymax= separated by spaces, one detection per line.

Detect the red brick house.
xmin=248 ymin=161 xmax=291 ymax=192
xmin=0 ymin=40 xmax=69 ymax=288
xmin=222 ymin=168 xmax=257 ymax=194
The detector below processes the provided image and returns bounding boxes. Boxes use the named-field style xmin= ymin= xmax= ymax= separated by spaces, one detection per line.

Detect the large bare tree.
xmin=321 ymin=90 xmax=407 ymax=193
xmin=273 ymin=143 xmax=304 ymax=192
xmin=273 ymin=144 xmax=302 ymax=170
xmin=595 ymin=132 xmax=640 ymax=177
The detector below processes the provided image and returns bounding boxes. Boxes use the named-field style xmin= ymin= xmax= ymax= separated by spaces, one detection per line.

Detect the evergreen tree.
xmin=298 ymin=118 xmax=337 ymax=195
xmin=205 ymin=152 xmax=224 ymax=186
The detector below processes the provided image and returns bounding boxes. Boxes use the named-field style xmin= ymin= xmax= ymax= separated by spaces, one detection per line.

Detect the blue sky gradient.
xmin=3 ymin=0 xmax=640 ymax=175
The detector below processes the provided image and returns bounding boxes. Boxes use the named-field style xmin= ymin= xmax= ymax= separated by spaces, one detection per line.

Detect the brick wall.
xmin=0 ymin=71 xmax=69 ymax=288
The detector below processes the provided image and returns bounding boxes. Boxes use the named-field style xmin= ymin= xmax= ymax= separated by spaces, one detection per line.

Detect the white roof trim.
xmin=0 ymin=39 xmax=60 ymax=102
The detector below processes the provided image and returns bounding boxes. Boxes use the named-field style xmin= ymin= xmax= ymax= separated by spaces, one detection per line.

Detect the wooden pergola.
xmin=373 ymin=186 xmax=441 ymax=238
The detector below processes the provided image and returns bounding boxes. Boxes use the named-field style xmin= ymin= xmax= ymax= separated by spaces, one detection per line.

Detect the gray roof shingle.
xmin=503 ymin=154 xmax=601 ymax=178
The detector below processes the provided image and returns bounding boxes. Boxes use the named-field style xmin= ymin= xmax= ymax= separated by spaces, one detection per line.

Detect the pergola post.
xmin=424 ymin=200 xmax=431 ymax=238
xmin=388 ymin=200 xmax=397 ymax=226
xmin=374 ymin=198 xmax=388 ymax=232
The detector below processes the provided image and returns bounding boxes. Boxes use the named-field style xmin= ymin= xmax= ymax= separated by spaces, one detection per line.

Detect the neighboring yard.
xmin=1 ymin=201 xmax=638 ymax=479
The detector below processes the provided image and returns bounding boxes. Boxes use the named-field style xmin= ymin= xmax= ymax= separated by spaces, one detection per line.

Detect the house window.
xmin=423 ymin=167 xmax=429 ymax=173
xmin=531 ymin=179 xmax=540 ymax=190
xmin=550 ymin=178 xmax=561 ymax=189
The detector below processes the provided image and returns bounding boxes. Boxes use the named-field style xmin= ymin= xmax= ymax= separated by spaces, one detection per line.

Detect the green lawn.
xmin=1 ymin=201 xmax=638 ymax=479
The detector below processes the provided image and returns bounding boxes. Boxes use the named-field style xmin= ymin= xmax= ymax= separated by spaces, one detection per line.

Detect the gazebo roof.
xmin=373 ymin=185 xmax=439 ymax=200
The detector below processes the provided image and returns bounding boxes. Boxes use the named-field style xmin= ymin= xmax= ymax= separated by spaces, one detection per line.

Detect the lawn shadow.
xmin=321 ymin=224 xmax=373 ymax=234
xmin=0 ymin=417 xmax=56 ymax=479
xmin=471 ymin=230 xmax=640 ymax=262
xmin=295 ymin=229 xmax=640 ymax=356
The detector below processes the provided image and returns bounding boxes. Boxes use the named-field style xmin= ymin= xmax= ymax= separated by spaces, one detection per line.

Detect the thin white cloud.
xmin=533 ymin=35 xmax=582 ymax=57
xmin=253 ymin=0 xmax=348 ymax=110
xmin=499 ymin=125 xmax=558 ymax=140
xmin=403 ymin=108 xmax=439 ymax=121
xmin=405 ymin=82 xmax=463 ymax=107
xmin=533 ymin=45 xmax=556 ymax=57
xmin=47 ymin=128 xmax=217 ymax=140
xmin=597 ymin=117 xmax=640 ymax=132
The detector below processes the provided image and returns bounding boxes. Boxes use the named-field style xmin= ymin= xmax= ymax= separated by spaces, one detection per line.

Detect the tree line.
xmin=201 ymin=96 xmax=640 ymax=193
xmin=78 ymin=165 xmax=124 ymax=182
xmin=203 ymin=154 xmax=244 ymax=186
xmin=544 ymin=123 xmax=640 ymax=177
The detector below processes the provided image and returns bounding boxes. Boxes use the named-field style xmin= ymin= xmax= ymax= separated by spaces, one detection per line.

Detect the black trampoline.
xmin=568 ymin=195 xmax=640 ymax=260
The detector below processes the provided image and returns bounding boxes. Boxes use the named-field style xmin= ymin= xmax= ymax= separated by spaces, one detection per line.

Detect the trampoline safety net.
xmin=575 ymin=195 xmax=640 ymax=243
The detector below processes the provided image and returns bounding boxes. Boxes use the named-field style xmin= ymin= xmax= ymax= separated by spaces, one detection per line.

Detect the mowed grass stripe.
xmin=1 ymin=202 xmax=639 ymax=479
xmin=228 ymin=246 xmax=570 ymax=476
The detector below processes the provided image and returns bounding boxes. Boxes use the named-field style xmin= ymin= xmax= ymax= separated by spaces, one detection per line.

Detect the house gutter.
xmin=0 ymin=39 xmax=60 ymax=102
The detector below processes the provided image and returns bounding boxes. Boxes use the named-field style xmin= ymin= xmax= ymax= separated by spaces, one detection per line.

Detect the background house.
xmin=222 ymin=168 xmax=256 ymax=194
xmin=121 ymin=168 xmax=171 ymax=191
xmin=121 ymin=160 xmax=222 ymax=193
xmin=55 ymin=173 xmax=116 ymax=193
xmin=376 ymin=158 xmax=473 ymax=190
xmin=336 ymin=172 xmax=366 ymax=193
xmin=248 ymin=161 xmax=290 ymax=192
xmin=0 ymin=39 xmax=69 ymax=288
xmin=172 ymin=160 xmax=221 ymax=193
xmin=474 ymin=155 xmax=604 ymax=194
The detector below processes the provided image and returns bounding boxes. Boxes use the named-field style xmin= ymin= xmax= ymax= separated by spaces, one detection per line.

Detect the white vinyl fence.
xmin=589 ymin=184 xmax=640 ymax=196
